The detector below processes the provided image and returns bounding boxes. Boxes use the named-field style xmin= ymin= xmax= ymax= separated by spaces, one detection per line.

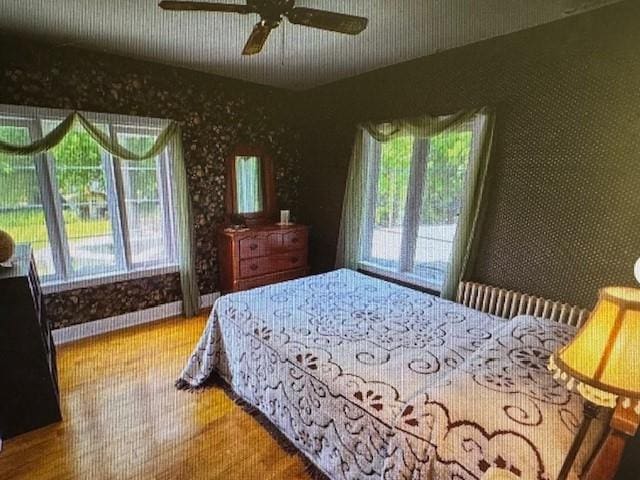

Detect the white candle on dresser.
xmin=280 ymin=210 xmax=290 ymax=225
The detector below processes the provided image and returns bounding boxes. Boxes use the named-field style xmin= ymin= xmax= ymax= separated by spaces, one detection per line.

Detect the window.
xmin=359 ymin=119 xmax=480 ymax=291
xmin=0 ymin=106 xmax=177 ymax=291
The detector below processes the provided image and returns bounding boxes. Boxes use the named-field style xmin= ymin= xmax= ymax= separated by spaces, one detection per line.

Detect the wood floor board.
xmin=0 ymin=314 xmax=311 ymax=480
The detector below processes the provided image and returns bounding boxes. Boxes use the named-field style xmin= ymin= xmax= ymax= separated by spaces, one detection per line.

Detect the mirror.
xmin=225 ymin=145 xmax=276 ymax=226
xmin=235 ymin=156 xmax=264 ymax=214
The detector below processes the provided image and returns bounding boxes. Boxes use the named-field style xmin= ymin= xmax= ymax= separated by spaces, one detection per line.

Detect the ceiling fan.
xmin=158 ymin=0 xmax=369 ymax=56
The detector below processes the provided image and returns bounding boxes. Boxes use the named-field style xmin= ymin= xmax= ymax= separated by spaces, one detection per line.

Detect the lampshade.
xmin=549 ymin=287 xmax=640 ymax=412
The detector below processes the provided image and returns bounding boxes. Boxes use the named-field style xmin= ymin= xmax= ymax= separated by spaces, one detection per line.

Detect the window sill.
xmin=357 ymin=261 xmax=442 ymax=294
xmin=41 ymin=264 xmax=180 ymax=295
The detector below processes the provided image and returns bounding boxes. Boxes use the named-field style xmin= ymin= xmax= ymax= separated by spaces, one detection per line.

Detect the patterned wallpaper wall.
xmin=298 ymin=1 xmax=640 ymax=310
xmin=0 ymin=35 xmax=302 ymax=328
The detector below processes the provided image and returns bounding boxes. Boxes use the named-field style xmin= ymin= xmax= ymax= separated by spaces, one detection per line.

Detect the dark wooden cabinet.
xmin=0 ymin=244 xmax=61 ymax=439
xmin=218 ymin=224 xmax=310 ymax=292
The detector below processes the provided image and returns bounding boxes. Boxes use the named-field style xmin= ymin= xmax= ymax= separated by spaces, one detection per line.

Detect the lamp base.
xmin=582 ymin=402 xmax=640 ymax=480
xmin=557 ymin=401 xmax=600 ymax=480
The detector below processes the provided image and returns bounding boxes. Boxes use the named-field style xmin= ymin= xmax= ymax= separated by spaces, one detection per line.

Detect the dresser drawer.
xmin=281 ymin=229 xmax=307 ymax=251
xmin=239 ymin=250 xmax=307 ymax=278
xmin=238 ymin=236 xmax=268 ymax=258
xmin=236 ymin=267 xmax=308 ymax=291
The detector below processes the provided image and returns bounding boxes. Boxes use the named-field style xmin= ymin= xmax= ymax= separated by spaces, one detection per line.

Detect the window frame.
xmin=358 ymin=120 xmax=478 ymax=292
xmin=0 ymin=104 xmax=179 ymax=293
xmin=111 ymin=124 xmax=178 ymax=271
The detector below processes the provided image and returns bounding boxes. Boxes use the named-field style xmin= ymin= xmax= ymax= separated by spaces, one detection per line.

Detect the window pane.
xmin=45 ymin=122 xmax=120 ymax=278
xmin=413 ymin=127 xmax=473 ymax=286
xmin=368 ymin=136 xmax=412 ymax=270
xmin=0 ymin=125 xmax=55 ymax=276
xmin=118 ymin=132 xmax=169 ymax=265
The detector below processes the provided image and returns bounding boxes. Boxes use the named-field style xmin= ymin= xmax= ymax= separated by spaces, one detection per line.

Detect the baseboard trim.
xmin=52 ymin=292 xmax=219 ymax=346
xmin=200 ymin=292 xmax=218 ymax=309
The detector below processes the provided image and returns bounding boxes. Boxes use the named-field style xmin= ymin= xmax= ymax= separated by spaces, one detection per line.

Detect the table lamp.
xmin=0 ymin=229 xmax=14 ymax=267
xmin=549 ymin=286 xmax=640 ymax=480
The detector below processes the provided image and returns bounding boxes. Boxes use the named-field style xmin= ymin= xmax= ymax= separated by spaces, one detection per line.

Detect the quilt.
xmin=177 ymin=269 xmax=596 ymax=479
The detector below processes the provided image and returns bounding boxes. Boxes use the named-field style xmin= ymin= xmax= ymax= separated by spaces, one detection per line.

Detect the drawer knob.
xmin=290 ymin=257 xmax=299 ymax=263
xmin=291 ymin=237 xmax=299 ymax=244
xmin=250 ymin=264 xmax=259 ymax=271
xmin=249 ymin=243 xmax=258 ymax=250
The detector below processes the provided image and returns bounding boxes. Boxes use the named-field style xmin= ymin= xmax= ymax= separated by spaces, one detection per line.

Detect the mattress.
xmin=178 ymin=269 xmax=596 ymax=479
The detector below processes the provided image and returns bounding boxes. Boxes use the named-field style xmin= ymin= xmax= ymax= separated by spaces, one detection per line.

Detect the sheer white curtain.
xmin=335 ymin=129 xmax=366 ymax=270
xmin=336 ymin=107 xmax=496 ymax=300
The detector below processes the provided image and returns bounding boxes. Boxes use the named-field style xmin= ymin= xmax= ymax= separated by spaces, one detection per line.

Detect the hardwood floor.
xmin=0 ymin=314 xmax=312 ymax=480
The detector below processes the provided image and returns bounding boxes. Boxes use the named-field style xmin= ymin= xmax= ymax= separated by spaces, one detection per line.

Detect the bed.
xmin=177 ymin=269 xmax=603 ymax=479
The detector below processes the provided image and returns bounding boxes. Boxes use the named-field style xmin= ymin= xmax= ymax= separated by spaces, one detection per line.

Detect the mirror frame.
xmin=224 ymin=145 xmax=277 ymax=226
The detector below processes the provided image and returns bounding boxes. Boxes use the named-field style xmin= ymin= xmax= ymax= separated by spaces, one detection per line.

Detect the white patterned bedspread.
xmin=178 ymin=269 xmax=594 ymax=480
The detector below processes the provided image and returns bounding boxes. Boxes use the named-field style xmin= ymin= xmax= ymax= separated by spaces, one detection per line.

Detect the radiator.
xmin=456 ymin=281 xmax=591 ymax=328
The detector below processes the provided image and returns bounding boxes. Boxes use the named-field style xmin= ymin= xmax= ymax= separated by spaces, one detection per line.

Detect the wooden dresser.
xmin=0 ymin=244 xmax=61 ymax=439
xmin=217 ymin=224 xmax=309 ymax=292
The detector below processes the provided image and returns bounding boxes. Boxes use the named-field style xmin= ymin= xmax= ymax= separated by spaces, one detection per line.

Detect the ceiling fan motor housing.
xmin=249 ymin=0 xmax=295 ymax=27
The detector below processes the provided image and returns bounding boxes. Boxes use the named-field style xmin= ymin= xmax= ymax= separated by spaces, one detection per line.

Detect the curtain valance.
xmin=0 ymin=111 xmax=176 ymax=160
xmin=0 ymin=111 xmax=200 ymax=317
xmin=361 ymin=108 xmax=484 ymax=143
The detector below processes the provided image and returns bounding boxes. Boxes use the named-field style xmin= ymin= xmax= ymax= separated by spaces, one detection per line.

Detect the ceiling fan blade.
xmin=158 ymin=1 xmax=256 ymax=14
xmin=242 ymin=22 xmax=272 ymax=56
xmin=286 ymin=7 xmax=368 ymax=35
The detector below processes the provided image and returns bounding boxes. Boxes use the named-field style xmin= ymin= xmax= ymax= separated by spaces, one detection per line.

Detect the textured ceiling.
xmin=0 ymin=0 xmax=620 ymax=90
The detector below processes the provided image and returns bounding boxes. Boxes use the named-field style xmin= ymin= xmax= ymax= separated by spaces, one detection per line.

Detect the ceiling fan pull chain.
xmin=281 ymin=19 xmax=285 ymax=66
